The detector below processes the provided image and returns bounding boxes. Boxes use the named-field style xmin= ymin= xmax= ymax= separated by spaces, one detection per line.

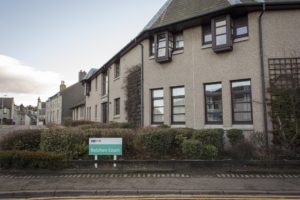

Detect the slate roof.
xmin=81 ymin=68 xmax=98 ymax=82
xmin=144 ymin=0 xmax=300 ymax=30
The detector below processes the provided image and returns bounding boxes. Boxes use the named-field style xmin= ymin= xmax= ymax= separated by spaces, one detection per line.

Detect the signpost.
xmin=89 ymin=138 xmax=122 ymax=168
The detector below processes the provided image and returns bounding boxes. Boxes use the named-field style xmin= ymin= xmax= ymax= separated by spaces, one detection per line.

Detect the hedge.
xmin=227 ymin=129 xmax=244 ymax=146
xmin=0 ymin=151 xmax=66 ymax=169
xmin=192 ymin=129 xmax=224 ymax=152
xmin=0 ymin=129 xmax=43 ymax=151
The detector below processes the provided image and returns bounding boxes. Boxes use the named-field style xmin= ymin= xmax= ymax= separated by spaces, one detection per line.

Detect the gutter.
xmin=258 ymin=2 xmax=269 ymax=153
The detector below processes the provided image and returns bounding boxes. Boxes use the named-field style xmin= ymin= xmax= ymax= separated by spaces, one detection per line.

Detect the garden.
xmin=0 ymin=121 xmax=287 ymax=169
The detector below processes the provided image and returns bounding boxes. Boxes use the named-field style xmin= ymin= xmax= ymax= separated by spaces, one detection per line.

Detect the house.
xmin=46 ymin=70 xmax=86 ymax=124
xmin=13 ymin=105 xmax=31 ymax=125
xmin=0 ymin=97 xmax=15 ymax=125
xmin=37 ymin=97 xmax=46 ymax=125
xmin=81 ymin=0 xmax=300 ymax=141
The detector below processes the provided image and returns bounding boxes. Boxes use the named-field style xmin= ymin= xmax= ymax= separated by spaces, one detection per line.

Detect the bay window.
xmin=155 ymin=31 xmax=173 ymax=63
xmin=212 ymin=15 xmax=233 ymax=52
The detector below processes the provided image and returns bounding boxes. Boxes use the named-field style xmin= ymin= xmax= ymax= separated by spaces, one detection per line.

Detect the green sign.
xmin=89 ymin=138 xmax=122 ymax=156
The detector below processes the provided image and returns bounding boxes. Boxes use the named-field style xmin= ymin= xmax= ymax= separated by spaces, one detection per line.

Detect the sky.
xmin=0 ymin=0 xmax=167 ymax=106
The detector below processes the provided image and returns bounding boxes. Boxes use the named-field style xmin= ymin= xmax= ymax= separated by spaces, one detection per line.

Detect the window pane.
xmin=153 ymin=115 xmax=164 ymax=123
xmin=234 ymin=103 xmax=251 ymax=112
xmin=158 ymin=41 xmax=166 ymax=48
xmin=158 ymin=48 xmax=166 ymax=57
xmin=204 ymin=34 xmax=212 ymax=43
xmin=172 ymin=87 xmax=185 ymax=96
xmin=173 ymin=114 xmax=185 ymax=122
xmin=216 ymin=26 xmax=226 ymax=35
xmin=216 ymin=20 xmax=226 ymax=27
xmin=153 ymin=89 xmax=163 ymax=98
xmin=234 ymin=113 xmax=252 ymax=122
xmin=173 ymin=98 xmax=185 ymax=106
xmin=205 ymin=83 xmax=222 ymax=93
xmin=236 ymin=26 xmax=248 ymax=36
xmin=233 ymin=93 xmax=251 ymax=102
xmin=176 ymin=40 xmax=184 ymax=48
xmin=216 ymin=34 xmax=227 ymax=45
xmin=154 ymin=107 xmax=164 ymax=115
xmin=173 ymin=106 xmax=185 ymax=114
xmin=232 ymin=80 xmax=251 ymax=88
xmin=207 ymin=112 xmax=222 ymax=122
xmin=154 ymin=99 xmax=164 ymax=107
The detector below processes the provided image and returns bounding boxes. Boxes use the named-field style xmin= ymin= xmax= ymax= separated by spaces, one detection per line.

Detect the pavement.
xmin=0 ymin=172 xmax=300 ymax=198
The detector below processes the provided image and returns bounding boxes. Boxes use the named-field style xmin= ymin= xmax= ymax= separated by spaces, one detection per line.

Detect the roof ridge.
xmin=143 ymin=0 xmax=173 ymax=31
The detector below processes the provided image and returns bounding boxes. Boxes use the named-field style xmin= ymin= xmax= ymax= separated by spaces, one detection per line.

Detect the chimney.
xmin=60 ymin=81 xmax=66 ymax=91
xmin=79 ymin=70 xmax=87 ymax=81
xmin=37 ymin=97 xmax=41 ymax=103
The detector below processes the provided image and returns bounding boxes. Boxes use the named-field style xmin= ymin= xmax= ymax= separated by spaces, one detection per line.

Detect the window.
xmin=149 ymin=37 xmax=155 ymax=56
xmin=212 ymin=15 xmax=233 ymax=52
xmin=114 ymin=98 xmax=120 ymax=115
xmin=204 ymin=83 xmax=223 ymax=124
xmin=171 ymin=86 xmax=185 ymax=124
xmin=174 ymin=32 xmax=184 ymax=50
xmin=102 ymin=71 xmax=108 ymax=96
xmin=231 ymin=80 xmax=253 ymax=124
xmin=151 ymin=89 xmax=164 ymax=124
xmin=202 ymin=24 xmax=212 ymax=45
xmin=95 ymin=77 xmax=98 ymax=91
xmin=234 ymin=15 xmax=248 ymax=38
xmin=114 ymin=60 xmax=120 ymax=78
xmin=155 ymin=31 xmax=173 ymax=63
xmin=95 ymin=105 xmax=97 ymax=119
xmin=85 ymin=82 xmax=91 ymax=96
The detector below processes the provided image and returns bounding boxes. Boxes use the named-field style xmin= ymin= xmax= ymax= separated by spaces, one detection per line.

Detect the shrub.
xmin=140 ymin=128 xmax=177 ymax=157
xmin=0 ymin=151 xmax=66 ymax=169
xmin=227 ymin=129 xmax=244 ymax=146
xmin=182 ymin=139 xmax=202 ymax=159
xmin=202 ymin=144 xmax=218 ymax=160
xmin=63 ymin=119 xmax=97 ymax=127
xmin=0 ymin=129 xmax=43 ymax=151
xmin=192 ymin=129 xmax=224 ymax=152
xmin=230 ymin=141 xmax=256 ymax=160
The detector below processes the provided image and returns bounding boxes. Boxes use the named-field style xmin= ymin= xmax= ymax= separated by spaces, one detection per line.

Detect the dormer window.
xmin=212 ymin=15 xmax=233 ymax=53
xmin=155 ymin=31 xmax=173 ymax=63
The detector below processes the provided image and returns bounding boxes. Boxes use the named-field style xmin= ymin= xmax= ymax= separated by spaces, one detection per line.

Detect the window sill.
xmin=113 ymin=76 xmax=120 ymax=81
xmin=231 ymin=124 xmax=253 ymax=130
xmin=202 ymin=44 xmax=212 ymax=49
xmin=204 ymin=124 xmax=223 ymax=129
xmin=101 ymin=94 xmax=108 ymax=99
xmin=149 ymin=55 xmax=155 ymax=60
xmin=113 ymin=115 xmax=120 ymax=119
xmin=173 ymin=49 xmax=184 ymax=55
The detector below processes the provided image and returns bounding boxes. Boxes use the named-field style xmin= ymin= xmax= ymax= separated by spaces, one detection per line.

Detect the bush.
xmin=230 ymin=141 xmax=256 ymax=160
xmin=0 ymin=129 xmax=43 ymax=151
xmin=192 ymin=129 xmax=224 ymax=152
xmin=202 ymin=145 xmax=218 ymax=160
xmin=0 ymin=150 xmax=66 ymax=169
xmin=182 ymin=139 xmax=203 ymax=159
xmin=63 ymin=119 xmax=97 ymax=127
xmin=140 ymin=129 xmax=176 ymax=157
xmin=227 ymin=129 xmax=244 ymax=146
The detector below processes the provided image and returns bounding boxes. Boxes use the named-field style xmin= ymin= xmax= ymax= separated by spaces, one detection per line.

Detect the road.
xmin=0 ymin=172 xmax=299 ymax=198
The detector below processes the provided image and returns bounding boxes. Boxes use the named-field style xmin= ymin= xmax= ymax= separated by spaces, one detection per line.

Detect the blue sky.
xmin=0 ymin=0 xmax=166 ymax=105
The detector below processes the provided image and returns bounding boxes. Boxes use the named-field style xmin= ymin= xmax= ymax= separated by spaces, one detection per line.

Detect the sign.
xmin=89 ymin=138 xmax=122 ymax=156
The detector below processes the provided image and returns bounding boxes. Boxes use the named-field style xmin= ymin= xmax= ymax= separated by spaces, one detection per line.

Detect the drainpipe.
xmin=107 ymin=67 xmax=110 ymax=123
xmin=258 ymin=2 xmax=269 ymax=154
xmin=139 ymin=43 xmax=144 ymax=128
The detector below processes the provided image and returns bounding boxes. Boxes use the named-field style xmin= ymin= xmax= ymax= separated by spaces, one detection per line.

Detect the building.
xmin=37 ymin=97 xmax=46 ymax=125
xmin=81 ymin=0 xmax=300 ymax=141
xmin=46 ymin=70 xmax=86 ymax=124
xmin=0 ymin=97 xmax=15 ymax=125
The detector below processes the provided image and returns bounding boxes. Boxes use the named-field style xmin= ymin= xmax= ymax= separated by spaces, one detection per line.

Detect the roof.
xmin=70 ymin=100 xmax=86 ymax=109
xmin=87 ymin=0 xmax=300 ymax=80
xmin=0 ymin=98 xmax=14 ymax=109
xmin=82 ymin=68 xmax=98 ymax=82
